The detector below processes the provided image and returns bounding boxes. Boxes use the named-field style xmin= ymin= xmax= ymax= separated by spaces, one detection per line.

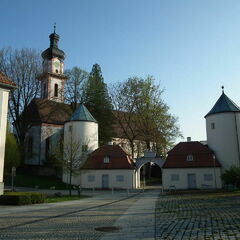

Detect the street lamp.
xmin=213 ymin=154 xmax=217 ymax=189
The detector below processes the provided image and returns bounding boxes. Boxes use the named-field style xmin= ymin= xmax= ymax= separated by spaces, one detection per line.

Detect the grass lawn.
xmin=45 ymin=195 xmax=89 ymax=203
xmin=5 ymin=174 xmax=68 ymax=190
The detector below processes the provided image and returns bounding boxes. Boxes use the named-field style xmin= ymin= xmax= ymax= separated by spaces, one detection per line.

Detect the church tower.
xmin=205 ymin=87 xmax=240 ymax=170
xmin=38 ymin=26 xmax=67 ymax=103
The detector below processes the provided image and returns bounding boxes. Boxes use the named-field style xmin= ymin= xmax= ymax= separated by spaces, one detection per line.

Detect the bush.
xmin=0 ymin=192 xmax=46 ymax=205
xmin=222 ymin=166 xmax=240 ymax=188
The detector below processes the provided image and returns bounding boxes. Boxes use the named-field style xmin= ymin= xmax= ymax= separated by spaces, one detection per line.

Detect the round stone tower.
xmin=205 ymin=87 xmax=240 ymax=170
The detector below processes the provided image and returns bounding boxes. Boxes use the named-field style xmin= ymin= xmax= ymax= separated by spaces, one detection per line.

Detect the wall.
xmin=24 ymin=124 xmax=63 ymax=166
xmin=206 ymin=112 xmax=240 ymax=170
xmin=24 ymin=126 xmax=41 ymax=165
xmin=40 ymin=124 xmax=63 ymax=165
xmin=0 ymin=88 xmax=10 ymax=195
xmin=64 ymin=121 xmax=98 ymax=157
xmin=162 ymin=168 xmax=222 ymax=190
xmin=111 ymin=137 xmax=147 ymax=158
xmin=80 ymin=169 xmax=137 ymax=189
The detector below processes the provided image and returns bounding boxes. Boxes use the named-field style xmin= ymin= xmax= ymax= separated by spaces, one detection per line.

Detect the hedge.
xmin=0 ymin=192 xmax=46 ymax=205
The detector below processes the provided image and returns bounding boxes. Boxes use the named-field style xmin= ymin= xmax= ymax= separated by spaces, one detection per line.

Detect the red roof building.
xmin=82 ymin=145 xmax=135 ymax=170
xmin=0 ymin=72 xmax=16 ymax=89
xmin=163 ymin=141 xmax=221 ymax=168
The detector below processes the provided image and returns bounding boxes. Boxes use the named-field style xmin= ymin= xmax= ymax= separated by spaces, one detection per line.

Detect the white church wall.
xmin=206 ymin=112 xmax=240 ymax=170
xmin=111 ymin=137 xmax=147 ymax=158
xmin=162 ymin=168 xmax=222 ymax=190
xmin=0 ymin=88 xmax=10 ymax=195
xmin=24 ymin=126 xmax=41 ymax=165
xmin=40 ymin=124 xmax=63 ymax=165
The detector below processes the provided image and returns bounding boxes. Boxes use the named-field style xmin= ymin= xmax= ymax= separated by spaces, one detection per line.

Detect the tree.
xmin=4 ymin=127 xmax=21 ymax=175
xmin=84 ymin=64 xmax=114 ymax=145
xmin=64 ymin=67 xmax=89 ymax=111
xmin=222 ymin=166 xmax=240 ymax=188
xmin=110 ymin=76 xmax=181 ymax=157
xmin=0 ymin=48 xmax=42 ymax=150
xmin=51 ymin=134 xmax=87 ymax=196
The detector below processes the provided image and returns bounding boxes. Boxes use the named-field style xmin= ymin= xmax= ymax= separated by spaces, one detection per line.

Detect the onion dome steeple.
xmin=41 ymin=24 xmax=65 ymax=60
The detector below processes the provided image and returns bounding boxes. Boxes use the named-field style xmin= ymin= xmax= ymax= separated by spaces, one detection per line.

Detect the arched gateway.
xmin=135 ymin=151 xmax=165 ymax=188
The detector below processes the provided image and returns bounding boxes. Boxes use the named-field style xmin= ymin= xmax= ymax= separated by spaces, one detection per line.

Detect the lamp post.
xmin=213 ymin=154 xmax=217 ymax=189
xmin=11 ymin=166 xmax=16 ymax=192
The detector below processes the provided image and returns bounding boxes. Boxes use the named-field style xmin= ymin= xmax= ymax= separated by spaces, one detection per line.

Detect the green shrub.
xmin=0 ymin=192 xmax=46 ymax=205
xmin=30 ymin=192 xmax=45 ymax=203
xmin=222 ymin=166 xmax=240 ymax=188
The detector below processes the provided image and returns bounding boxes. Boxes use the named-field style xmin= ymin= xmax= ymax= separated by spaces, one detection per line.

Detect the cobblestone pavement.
xmin=155 ymin=193 xmax=240 ymax=240
xmin=0 ymin=191 xmax=157 ymax=240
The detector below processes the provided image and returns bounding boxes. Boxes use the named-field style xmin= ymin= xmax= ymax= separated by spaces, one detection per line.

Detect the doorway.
xmin=187 ymin=174 xmax=197 ymax=189
xmin=102 ymin=174 xmax=109 ymax=188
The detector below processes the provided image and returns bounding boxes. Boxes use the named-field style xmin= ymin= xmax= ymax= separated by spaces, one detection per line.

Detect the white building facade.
xmin=0 ymin=72 xmax=16 ymax=195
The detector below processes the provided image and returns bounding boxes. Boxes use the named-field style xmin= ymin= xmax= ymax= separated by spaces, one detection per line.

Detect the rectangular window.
xmin=104 ymin=156 xmax=110 ymax=163
xmin=171 ymin=174 xmax=179 ymax=181
xmin=88 ymin=175 xmax=95 ymax=182
xmin=116 ymin=175 xmax=124 ymax=182
xmin=211 ymin=123 xmax=215 ymax=129
xmin=204 ymin=174 xmax=213 ymax=181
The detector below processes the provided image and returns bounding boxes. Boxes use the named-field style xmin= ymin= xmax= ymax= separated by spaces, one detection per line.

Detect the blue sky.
xmin=1 ymin=0 xmax=240 ymax=142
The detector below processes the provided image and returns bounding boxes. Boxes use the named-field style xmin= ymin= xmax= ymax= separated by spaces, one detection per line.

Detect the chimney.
xmin=187 ymin=137 xmax=191 ymax=142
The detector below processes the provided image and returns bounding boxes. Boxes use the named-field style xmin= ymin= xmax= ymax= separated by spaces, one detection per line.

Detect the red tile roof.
xmin=82 ymin=145 xmax=135 ymax=169
xmin=162 ymin=141 xmax=221 ymax=168
xmin=22 ymin=99 xmax=144 ymax=140
xmin=0 ymin=72 xmax=16 ymax=88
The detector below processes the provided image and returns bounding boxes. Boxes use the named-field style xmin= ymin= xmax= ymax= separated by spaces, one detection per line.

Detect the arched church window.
xmin=43 ymin=83 xmax=47 ymax=98
xmin=54 ymin=84 xmax=58 ymax=97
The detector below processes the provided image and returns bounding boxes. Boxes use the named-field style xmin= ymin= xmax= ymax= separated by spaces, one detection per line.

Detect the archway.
xmin=138 ymin=162 xmax=162 ymax=188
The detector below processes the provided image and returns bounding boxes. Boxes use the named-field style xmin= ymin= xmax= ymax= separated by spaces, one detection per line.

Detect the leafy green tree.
xmin=84 ymin=64 xmax=114 ymax=145
xmin=64 ymin=67 xmax=89 ymax=111
xmin=4 ymin=127 xmax=21 ymax=175
xmin=222 ymin=166 xmax=240 ymax=188
xmin=110 ymin=76 xmax=181 ymax=157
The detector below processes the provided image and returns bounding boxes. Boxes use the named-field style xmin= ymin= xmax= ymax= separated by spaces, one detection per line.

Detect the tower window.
xmin=54 ymin=84 xmax=58 ymax=97
xmin=211 ymin=123 xmax=215 ymax=129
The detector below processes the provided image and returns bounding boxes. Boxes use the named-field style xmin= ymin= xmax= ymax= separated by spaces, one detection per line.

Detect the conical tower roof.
xmin=205 ymin=90 xmax=240 ymax=117
xmin=69 ymin=104 xmax=97 ymax=123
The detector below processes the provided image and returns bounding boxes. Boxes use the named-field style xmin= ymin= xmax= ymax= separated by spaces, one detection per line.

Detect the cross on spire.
xmin=54 ymin=23 xmax=56 ymax=33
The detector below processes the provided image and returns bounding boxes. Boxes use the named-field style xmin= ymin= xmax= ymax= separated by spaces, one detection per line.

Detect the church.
xmin=20 ymin=29 xmax=240 ymax=190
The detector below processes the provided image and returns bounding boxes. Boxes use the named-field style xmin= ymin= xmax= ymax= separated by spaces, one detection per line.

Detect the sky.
xmin=1 ymin=0 xmax=240 ymax=142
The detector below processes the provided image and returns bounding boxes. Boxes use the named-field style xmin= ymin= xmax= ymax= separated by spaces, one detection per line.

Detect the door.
xmin=188 ymin=174 xmax=197 ymax=189
xmin=102 ymin=174 xmax=109 ymax=188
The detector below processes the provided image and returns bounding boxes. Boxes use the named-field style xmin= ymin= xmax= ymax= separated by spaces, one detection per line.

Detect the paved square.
xmin=155 ymin=192 xmax=240 ymax=240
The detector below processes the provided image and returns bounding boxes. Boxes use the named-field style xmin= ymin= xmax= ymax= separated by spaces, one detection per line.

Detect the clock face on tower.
xmin=54 ymin=61 xmax=60 ymax=68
